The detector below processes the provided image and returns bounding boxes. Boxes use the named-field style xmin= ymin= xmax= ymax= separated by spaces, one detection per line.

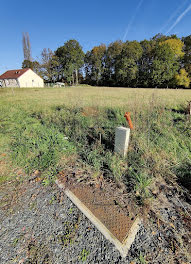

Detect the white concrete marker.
xmin=114 ymin=127 xmax=130 ymax=157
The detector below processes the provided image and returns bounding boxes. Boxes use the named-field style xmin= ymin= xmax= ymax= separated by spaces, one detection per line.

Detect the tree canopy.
xmin=55 ymin=40 xmax=84 ymax=85
xmin=22 ymin=34 xmax=191 ymax=88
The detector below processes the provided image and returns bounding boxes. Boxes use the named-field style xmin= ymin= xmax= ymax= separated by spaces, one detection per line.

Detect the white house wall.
xmin=18 ymin=69 xmax=44 ymax=88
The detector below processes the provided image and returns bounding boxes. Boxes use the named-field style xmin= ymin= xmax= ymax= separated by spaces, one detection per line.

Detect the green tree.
xmin=55 ymin=40 xmax=84 ymax=85
xmin=115 ymin=41 xmax=143 ymax=87
xmin=84 ymin=44 xmax=106 ymax=85
xmin=103 ymin=41 xmax=124 ymax=86
xmin=139 ymin=39 xmax=155 ymax=87
xmin=22 ymin=59 xmax=33 ymax=69
xmin=160 ymin=38 xmax=184 ymax=58
xmin=22 ymin=60 xmax=40 ymax=74
xmin=39 ymin=48 xmax=59 ymax=82
xmin=152 ymin=33 xmax=178 ymax=43
xmin=175 ymin=68 xmax=190 ymax=88
xmin=151 ymin=43 xmax=179 ymax=87
xmin=182 ymin=35 xmax=191 ymax=79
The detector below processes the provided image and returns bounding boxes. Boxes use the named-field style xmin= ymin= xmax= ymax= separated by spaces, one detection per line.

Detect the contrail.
xmin=165 ymin=3 xmax=191 ymax=34
xmin=123 ymin=0 xmax=144 ymax=42
xmin=160 ymin=0 xmax=188 ymax=33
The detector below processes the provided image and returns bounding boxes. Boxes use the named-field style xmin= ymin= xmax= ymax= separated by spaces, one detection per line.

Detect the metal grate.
xmin=69 ymin=184 xmax=137 ymax=243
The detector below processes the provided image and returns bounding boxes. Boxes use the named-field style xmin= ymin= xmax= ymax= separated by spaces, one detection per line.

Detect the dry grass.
xmin=0 ymin=86 xmax=190 ymax=111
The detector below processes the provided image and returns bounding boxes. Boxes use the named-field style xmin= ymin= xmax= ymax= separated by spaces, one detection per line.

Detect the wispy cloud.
xmin=123 ymin=0 xmax=144 ymax=42
xmin=159 ymin=0 xmax=188 ymax=33
xmin=165 ymin=3 xmax=191 ymax=34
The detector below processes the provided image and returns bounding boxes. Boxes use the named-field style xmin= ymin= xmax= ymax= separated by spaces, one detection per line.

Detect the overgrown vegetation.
xmin=32 ymin=103 xmax=190 ymax=200
xmin=0 ymin=87 xmax=190 ymax=202
xmin=0 ymin=103 xmax=76 ymax=184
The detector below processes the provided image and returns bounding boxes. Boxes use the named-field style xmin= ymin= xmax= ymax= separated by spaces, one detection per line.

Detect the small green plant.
xmin=134 ymin=172 xmax=152 ymax=200
xmin=58 ymin=217 xmax=80 ymax=247
xmin=58 ymin=233 xmax=74 ymax=247
xmin=68 ymin=208 xmax=73 ymax=214
xmin=79 ymin=249 xmax=89 ymax=262
xmin=12 ymin=237 xmax=19 ymax=247
xmin=86 ymin=148 xmax=103 ymax=173
xmin=49 ymin=195 xmax=56 ymax=204
xmin=106 ymin=152 xmax=127 ymax=181
xmin=29 ymin=201 xmax=37 ymax=210
xmin=42 ymin=178 xmax=51 ymax=186
xmin=138 ymin=252 xmax=147 ymax=264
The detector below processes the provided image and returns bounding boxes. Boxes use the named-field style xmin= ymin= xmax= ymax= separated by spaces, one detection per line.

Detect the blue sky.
xmin=0 ymin=0 xmax=191 ymax=74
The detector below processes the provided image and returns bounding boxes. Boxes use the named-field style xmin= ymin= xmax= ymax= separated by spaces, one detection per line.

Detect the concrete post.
xmin=114 ymin=127 xmax=130 ymax=157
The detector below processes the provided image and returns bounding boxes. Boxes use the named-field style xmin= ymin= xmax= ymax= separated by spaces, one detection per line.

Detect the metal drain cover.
xmin=56 ymin=180 xmax=142 ymax=258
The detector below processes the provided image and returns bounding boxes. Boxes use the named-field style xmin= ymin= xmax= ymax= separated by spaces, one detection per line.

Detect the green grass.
xmin=138 ymin=252 xmax=148 ymax=264
xmin=0 ymin=86 xmax=191 ymax=109
xmin=0 ymin=86 xmax=190 ymax=199
xmin=79 ymin=249 xmax=89 ymax=262
xmin=0 ymin=102 xmax=76 ymax=184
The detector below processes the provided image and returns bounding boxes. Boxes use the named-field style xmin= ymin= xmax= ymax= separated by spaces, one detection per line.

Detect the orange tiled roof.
xmin=0 ymin=68 xmax=29 ymax=79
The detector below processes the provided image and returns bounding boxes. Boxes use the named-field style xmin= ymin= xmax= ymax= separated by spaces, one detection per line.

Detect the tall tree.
xmin=139 ymin=39 xmax=155 ymax=87
xmin=55 ymin=40 xmax=84 ymax=85
xmin=22 ymin=32 xmax=32 ymax=62
xmin=150 ymin=43 xmax=179 ymax=87
xmin=103 ymin=41 xmax=124 ymax=86
xmin=182 ymin=35 xmax=191 ymax=78
xmin=160 ymin=38 xmax=184 ymax=58
xmin=22 ymin=32 xmax=38 ymax=72
xmin=39 ymin=48 xmax=59 ymax=82
xmin=84 ymin=44 xmax=106 ymax=85
xmin=115 ymin=41 xmax=143 ymax=87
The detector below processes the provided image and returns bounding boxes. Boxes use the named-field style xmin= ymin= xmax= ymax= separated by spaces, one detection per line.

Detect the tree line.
xmin=22 ymin=33 xmax=191 ymax=88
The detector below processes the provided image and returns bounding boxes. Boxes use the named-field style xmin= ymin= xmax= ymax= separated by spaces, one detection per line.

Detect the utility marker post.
xmin=114 ymin=127 xmax=130 ymax=157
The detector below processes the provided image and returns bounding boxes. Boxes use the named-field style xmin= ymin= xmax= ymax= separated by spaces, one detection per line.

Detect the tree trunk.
xmin=76 ymin=69 xmax=78 ymax=85
xmin=72 ymin=73 xmax=74 ymax=86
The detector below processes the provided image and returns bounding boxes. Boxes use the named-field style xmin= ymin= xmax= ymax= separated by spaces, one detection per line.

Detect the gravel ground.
xmin=0 ymin=179 xmax=190 ymax=264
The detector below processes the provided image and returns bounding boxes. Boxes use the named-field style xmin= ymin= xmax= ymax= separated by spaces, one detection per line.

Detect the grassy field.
xmin=1 ymin=85 xmax=191 ymax=109
xmin=0 ymin=86 xmax=191 ymax=201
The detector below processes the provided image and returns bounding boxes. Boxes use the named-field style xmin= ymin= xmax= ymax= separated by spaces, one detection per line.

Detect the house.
xmin=0 ymin=68 xmax=44 ymax=88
